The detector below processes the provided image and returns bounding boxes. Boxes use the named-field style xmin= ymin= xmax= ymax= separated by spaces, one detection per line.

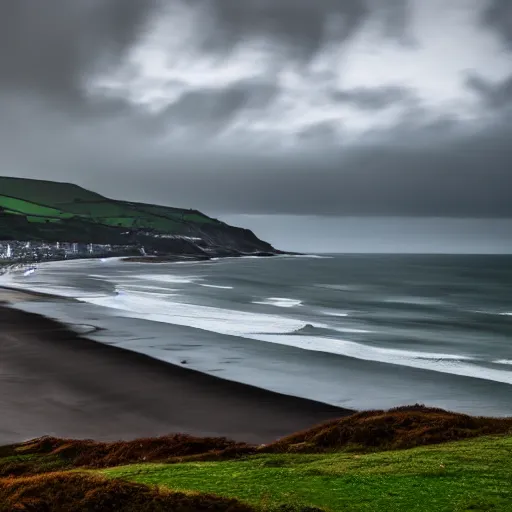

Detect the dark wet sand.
xmin=0 ymin=298 xmax=351 ymax=446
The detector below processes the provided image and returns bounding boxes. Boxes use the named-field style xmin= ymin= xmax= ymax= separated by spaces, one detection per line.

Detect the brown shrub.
xmin=3 ymin=405 xmax=511 ymax=479
xmin=263 ymin=404 xmax=512 ymax=453
xmin=0 ymin=445 xmax=16 ymax=459
xmin=14 ymin=434 xmax=255 ymax=468
xmin=0 ymin=472 xmax=255 ymax=512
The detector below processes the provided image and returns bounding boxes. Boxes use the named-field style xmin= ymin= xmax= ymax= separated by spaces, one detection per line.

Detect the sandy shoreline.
xmin=0 ymin=288 xmax=351 ymax=445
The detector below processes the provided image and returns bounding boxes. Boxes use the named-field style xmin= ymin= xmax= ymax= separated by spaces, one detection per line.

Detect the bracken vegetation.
xmin=264 ymin=404 xmax=512 ymax=453
xmin=2 ymin=406 xmax=511 ymax=478
xmin=0 ymin=472 xmax=255 ymax=512
xmin=0 ymin=434 xmax=255 ymax=476
xmin=23 ymin=433 xmax=254 ymax=467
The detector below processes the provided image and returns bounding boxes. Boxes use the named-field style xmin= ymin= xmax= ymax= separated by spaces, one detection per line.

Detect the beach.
xmin=0 ymin=288 xmax=349 ymax=446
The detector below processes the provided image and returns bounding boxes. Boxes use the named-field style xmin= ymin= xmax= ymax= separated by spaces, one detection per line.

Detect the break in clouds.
xmin=0 ymin=0 xmax=511 ymax=217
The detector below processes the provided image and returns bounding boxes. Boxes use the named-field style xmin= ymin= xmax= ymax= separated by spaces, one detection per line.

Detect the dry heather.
xmin=0 ymin=472 xmax=254 ymax=512
xmin=11 ymin=433 xmax=255 ymax=468
xmin=264 ymin=404 xmax=512 ymax=453
xmin=2 ymin=405 xmax=512 ymax=479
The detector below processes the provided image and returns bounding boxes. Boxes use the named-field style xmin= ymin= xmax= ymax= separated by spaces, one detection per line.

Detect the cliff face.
xmin=0 ymin=177 xmax=278 ymax=262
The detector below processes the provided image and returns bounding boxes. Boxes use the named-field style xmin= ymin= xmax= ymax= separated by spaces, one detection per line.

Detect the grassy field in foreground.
xmin=101 ymin=435 xmax=512 ymax=511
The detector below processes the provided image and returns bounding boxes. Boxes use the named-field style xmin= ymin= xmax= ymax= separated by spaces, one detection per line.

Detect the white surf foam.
xmin=78 ymin=290 xmax=512 ymax=385
xmin=0 ymin=275 xmax=100 ymax=299
xmin=84 ymin=292 xmax=304 ymax=336
xmin=332 ymin=326 xmax=371 ymax=334
xmin=253 ymin=297 xmax=303 ymax=308
xmin=200 ymin=284 xmax=234 ymax=289
xmin=318 ymin=284 xmax=371 ymax=292
xmin=123 ymin=285 xmax=175 ymax=292
xmin=293 ymin=254 xmax=333 ymax=259
xmin=384 ymin=296 xmax=446 ymax=306
xmin=131 ymin=274 xmax=199 ymax=284
xmin=117 ymin=289 xmax=178 ymax=299
xmin=473 ymin=310 xmax=512 ymax=317
xmin=321 ymin=310 xmax=350 ymax=317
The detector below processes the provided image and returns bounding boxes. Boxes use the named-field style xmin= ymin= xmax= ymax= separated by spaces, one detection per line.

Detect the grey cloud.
xmin=1 ymin=89 xmax=511 ymax=219
xmin=191 ymin=0 xmax=368 ymax=59
xmin=332 ymin=86 xmax=416 ymax=111
xmin=197 ymin=127 xmax=512 ymax=218
xmin=368 ymin=0 xmax=416 ymax=46
xmin=157 ymin=80 xmax=278 ymax=133
xmin=298 ymin=122 xmax=342 ymax=145
xmin=197 ymin=0 xmax=418 ymax=55
xmin=0 ymin=0 xmax=156 ymax=103
xmin=466 ymin=73 xmax=512 ymax=109
xmin=165 ymin=89 xmax=248 ymax=127
xmin=482 ymin=0 xmax=512 ymax=46
xmin=54 ymin=115 xmax=509 ymax=219
xmin=381 ymin=0 xmax=411 ymax=40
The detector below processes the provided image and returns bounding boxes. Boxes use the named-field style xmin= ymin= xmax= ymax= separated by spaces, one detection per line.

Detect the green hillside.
xmin=0 ymin=177 xmax=105 ymax=206
xmin=0 ymin=176 xmax=275 ymax=258
xmin=0 ymin=177 xmax=220 ymax=234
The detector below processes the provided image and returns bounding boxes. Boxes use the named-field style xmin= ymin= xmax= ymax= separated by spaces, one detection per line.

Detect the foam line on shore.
xmin=75 ymin=290 xmax=512 ymax=385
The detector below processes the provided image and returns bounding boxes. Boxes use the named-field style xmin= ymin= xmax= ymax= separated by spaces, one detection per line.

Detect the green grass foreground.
xmin=100 ymin=435 xmax=512 ymax=511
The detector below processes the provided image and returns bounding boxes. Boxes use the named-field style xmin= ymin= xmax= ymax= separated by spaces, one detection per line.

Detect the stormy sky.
xmin=0 ymin=1 xmax=511 ymax=251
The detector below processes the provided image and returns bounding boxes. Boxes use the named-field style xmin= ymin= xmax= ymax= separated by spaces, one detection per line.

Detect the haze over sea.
xmin=3 ymin=254 xmax=512 ymax=416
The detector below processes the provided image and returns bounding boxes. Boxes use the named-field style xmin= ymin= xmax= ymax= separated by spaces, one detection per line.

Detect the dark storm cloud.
xmin=379 ymin=0 xmax=412 ymax=40
xmin=482 ymin=0 xmax=512 ymax=46
xmin=369 ymin=0 xmax=416 ymax=46
xmin=297 ymin=122 xmax=341 ymax=145
xmin=107 ymin=121 xmax=511 ymax=218
xmin=197 ymin=0 xmax=368 ymax=58
xmin=0 ymin=0 xmax=511 ymax=220
xmin=466 ymin=73 xmax=512 ymax=108
xmin=0 ymin=0 xmax=156 ymax=103
xmin=3 ymin=96 xmax=511 ymax=218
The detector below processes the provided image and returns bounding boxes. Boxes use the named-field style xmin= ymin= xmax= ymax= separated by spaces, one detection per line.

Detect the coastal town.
xmin=0 ymin=241 xmax=135 ymax=264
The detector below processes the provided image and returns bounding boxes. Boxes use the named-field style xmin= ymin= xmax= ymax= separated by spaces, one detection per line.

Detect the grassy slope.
xmin=0 ymin=177 xmax=219 ymax=240
xmin=0 ymin=177 xmax=104 ymax=205
xmin=101 ymin=436 xmax=512 ymax=511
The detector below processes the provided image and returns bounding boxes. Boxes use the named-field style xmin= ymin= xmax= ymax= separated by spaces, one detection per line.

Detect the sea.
xmin=2 ymin=254 xmax=512 ymax=416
